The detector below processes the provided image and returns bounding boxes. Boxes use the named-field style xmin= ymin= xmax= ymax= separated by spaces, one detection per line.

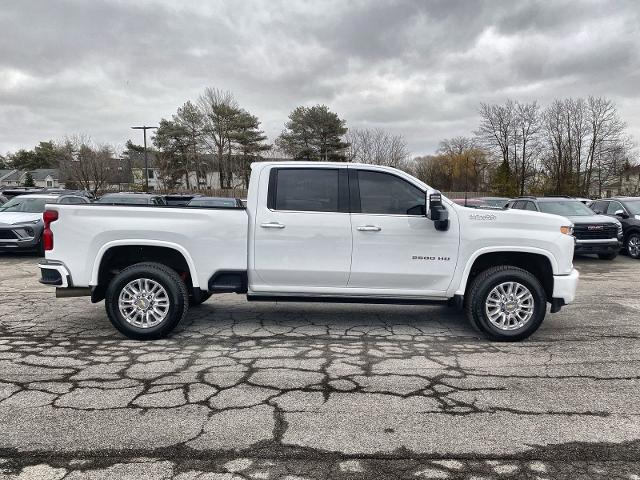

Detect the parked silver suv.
xmin=0 ymin=193 xmax=89 ymax=255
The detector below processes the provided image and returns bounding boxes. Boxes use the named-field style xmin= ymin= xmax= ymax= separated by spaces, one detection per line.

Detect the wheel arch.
xmin=456 ymin=248 xmax=556 ymax=300
xmin=91 ymin=241 xmax=199 ymax=302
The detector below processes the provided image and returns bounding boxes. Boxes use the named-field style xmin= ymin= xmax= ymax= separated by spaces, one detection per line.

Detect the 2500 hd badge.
xmin=412 ymin=256 xmax=451 ymax=261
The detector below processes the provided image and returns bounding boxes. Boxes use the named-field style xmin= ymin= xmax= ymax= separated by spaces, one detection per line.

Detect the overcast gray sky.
xmin=1 ymin=0 xmax=639 ymax=157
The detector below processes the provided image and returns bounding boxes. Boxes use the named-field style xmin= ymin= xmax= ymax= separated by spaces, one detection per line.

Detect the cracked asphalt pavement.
xmin=0 ymin=254 xmax=639 ymax=479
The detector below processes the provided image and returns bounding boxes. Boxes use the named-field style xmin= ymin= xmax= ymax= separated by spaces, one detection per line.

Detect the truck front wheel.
xmin=465 ymin=266 xmax=546 ymax=342
xmin=105 ymin=262 xmax=189 ymax=340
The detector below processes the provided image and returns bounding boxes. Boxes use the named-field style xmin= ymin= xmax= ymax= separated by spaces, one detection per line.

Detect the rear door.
xmin=347 ymin=168 xmax=459 ymax=294
xmin=252 ymin=167 xmax=352 ymax=291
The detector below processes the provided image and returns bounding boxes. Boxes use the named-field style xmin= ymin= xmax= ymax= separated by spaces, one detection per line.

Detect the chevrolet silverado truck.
xmin=38 ymin=162 xmax=579 ymax=342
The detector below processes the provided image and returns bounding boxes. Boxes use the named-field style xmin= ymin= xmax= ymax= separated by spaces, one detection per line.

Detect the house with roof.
xmin=0 ymin=169 xmax=64 ymax=188
xmin=591 ymin=165 xmax=640 ymax=198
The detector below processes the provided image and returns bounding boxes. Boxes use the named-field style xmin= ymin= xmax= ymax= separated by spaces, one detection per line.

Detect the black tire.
xmin=465 ymin=266 xmax=547 ymax=342
xmin=597 ymin=252 xmax=618 ymax=260
xmin=626 ymin=233 xmax=640 ymax=259
xmin=105 ymin=262 xmax=189 ymax=340
xmin=190 ymin=291 xmax=213 ymax=307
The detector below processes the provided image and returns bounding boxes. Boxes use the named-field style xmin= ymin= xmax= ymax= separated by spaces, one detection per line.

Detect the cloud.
xmin=0 ymin=0 xmax=639 ymax=156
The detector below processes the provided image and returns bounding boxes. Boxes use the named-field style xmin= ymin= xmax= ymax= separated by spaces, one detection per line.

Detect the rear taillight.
xmin=42 ymin=210 xmax=58 ymax=251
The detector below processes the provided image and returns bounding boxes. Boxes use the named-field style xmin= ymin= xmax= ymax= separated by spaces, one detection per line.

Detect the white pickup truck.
xmin=39 ymin=162 xmax=579 ymax=341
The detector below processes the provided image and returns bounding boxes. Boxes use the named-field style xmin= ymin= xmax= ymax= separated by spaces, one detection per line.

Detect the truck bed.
xmin=45 ymin=204 xmax=248 ymax=289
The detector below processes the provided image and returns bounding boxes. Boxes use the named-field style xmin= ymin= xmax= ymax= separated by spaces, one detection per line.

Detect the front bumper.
xmin=552 ymin=268 xmax=579 ymax=305
xmin=38 ymin=262 xmax=72 ymax=288
xmin=574 ymin=239 xmax=620 ymax=255
xmin=0 ymin=224 xmax=42 ymax=251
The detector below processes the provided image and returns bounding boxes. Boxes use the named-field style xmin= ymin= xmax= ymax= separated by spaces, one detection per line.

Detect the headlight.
xmin=560 ymin=226 xmax=573 ymax=235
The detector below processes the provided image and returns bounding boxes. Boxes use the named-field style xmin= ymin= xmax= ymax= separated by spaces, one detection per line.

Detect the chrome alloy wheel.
xmin=118 ymin=278 xmax=170 ymax=328
xmin=628 ymin=236 xmax=640 ymax=258
xmin=484 ymin=281 xmax=535 ymax=331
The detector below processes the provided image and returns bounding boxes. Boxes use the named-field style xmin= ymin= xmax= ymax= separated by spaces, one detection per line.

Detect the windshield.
xmin=538 ymin=200 xmax=594 ymax=216
xmin=96 ymin=196 xmax=149 ymax=205
xmin=624 ymin=200 xmax=640 ymax=215
xmin=0 ymin=197 xmax=49 ymax=213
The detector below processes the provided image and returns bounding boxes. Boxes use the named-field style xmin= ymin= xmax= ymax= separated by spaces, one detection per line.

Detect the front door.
xmin=252 ymin=167 xmax=352 ymax=292
xmin=347 ymin=168 xmax=459 ymax=295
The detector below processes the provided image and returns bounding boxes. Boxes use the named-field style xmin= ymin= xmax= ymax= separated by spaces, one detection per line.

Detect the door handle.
xmin=260 ymin=222 xmax=285 ymax=229
xmin=357 ymin=225 xmax=381 ymax=232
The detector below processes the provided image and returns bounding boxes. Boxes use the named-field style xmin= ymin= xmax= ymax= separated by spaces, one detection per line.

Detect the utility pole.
xmin=131 ymin=125 xmax=157 ymax=192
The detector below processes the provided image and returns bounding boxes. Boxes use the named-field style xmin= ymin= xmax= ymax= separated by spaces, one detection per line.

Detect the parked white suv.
xmin=38 ymin=162 xmax=579 ymax=341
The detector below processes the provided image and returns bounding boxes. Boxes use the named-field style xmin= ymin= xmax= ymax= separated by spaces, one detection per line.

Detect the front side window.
xmin=356 ymin=170 xmax=424 ymax=215
xmin=524 ymin=201 xmax=537 ymax=211
xmin=606 ymin=201 xmax=624 ymax=215
xmin=274 ymin=168 xmax=339 ymax=212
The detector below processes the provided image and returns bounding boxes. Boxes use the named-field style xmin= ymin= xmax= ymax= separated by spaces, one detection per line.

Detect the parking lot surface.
xmin=0 ymin=254 xmax=639 ymax=479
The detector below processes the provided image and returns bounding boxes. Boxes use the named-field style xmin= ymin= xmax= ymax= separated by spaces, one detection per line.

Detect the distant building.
xmin=125 ymin=151 xmax=286 ymax=191
xmin=0 ymin=169 xmax=64 ymax=188
xmin=593 ymin=165 xmax=640 ymax=198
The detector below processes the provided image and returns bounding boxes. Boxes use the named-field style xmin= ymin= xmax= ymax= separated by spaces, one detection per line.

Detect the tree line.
xmin=1 ymin=90 xmax=635 ymax=197
xmin=151 ymin=88 xmax=409 ymax=189
xmin=414 ymin=97 xmax=635 ymax=197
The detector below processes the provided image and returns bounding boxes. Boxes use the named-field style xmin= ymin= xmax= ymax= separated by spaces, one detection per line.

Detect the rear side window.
xmin=272 ymin=168 xmax=340 ymax=212
xmin=591 ymin=201 xmax=606 ymax=214
xmin=356 ymin=170 xmax=424 ymax=215
xmin=524 ymin=201 xmax=537 ymax=211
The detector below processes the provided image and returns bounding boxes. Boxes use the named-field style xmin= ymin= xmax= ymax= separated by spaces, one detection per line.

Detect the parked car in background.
xmin=0 ymin=194 xmax=7 ymax=206
xmin=163 ymin=194 xmax=202 ymax=206
xmin=0 ymin=187 xmax=47 ymax=200
xmin=95 ymin=193 xmax=167 ymax=206
xmin=0 ymin=193 xmax=89 ymax=254
xmin=506 ymin=196 xmax=622 ymax=260
xmin=478 ymin=196 xmax=510 ymax=208
xmin=450 ymin=198 xmax=490 ymax=208
xmin=186 ymin=196 xmax=243 ymax=208
xmin=44 ymin=189 xmax=94 ymax=200
xmin=590 ymin=197 xmax=640 ymax=259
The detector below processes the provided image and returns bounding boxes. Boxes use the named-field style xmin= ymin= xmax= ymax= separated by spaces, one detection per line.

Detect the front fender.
xmin=452 ymin=246 xmax=559 ymax=296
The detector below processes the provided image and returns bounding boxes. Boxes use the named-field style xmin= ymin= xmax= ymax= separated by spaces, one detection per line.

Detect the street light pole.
xmin=131 ymin=126 xmax=157 ymax=192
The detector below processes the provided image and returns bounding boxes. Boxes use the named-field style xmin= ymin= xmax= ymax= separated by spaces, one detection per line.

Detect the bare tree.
xmin=345 ymin=128 xmax=410 ymax=169
xmin=583 ymin=96 xmax=626 ymax=195
xmin=59 ymin=135 xmax=118 ymax=195
xmin=514 ymin=101 xmax=541 ymax=195
xmin=477 ymin=101 xmax=515 ymax=172
xmin=198 ymin=88 xmax=240 ymax=188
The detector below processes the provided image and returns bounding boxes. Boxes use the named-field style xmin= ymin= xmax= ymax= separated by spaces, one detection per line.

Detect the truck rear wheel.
xmin=105 ymin=262 xmax=189 ymax=340
xmin=465 ymin=266 xmax=546 ymax=342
